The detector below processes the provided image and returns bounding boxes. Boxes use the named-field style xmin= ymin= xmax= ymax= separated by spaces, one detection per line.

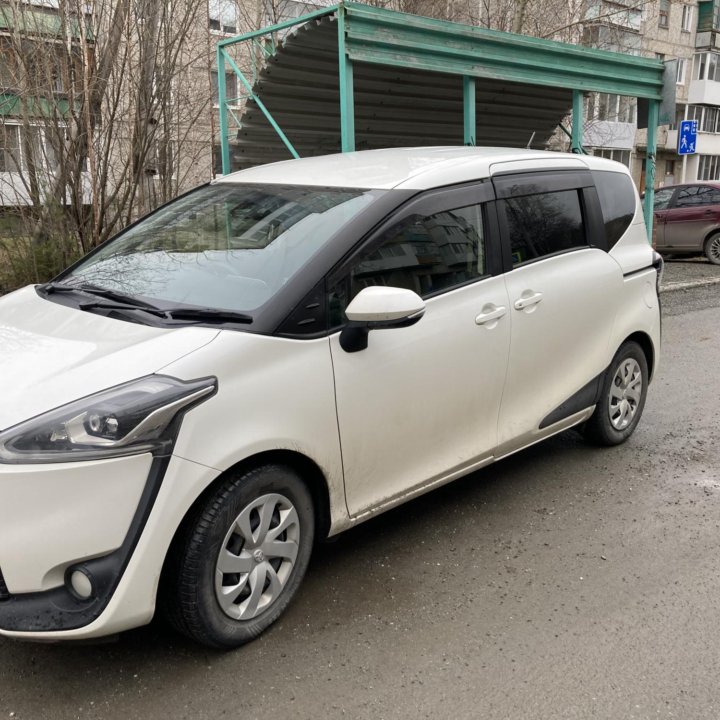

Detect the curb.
xmin=660 ymin=277 xmax=720 ymax=293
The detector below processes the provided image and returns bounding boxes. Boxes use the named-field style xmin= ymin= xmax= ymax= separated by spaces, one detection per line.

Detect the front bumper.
xmin=0 ymin=453 xmax=218 ymax=640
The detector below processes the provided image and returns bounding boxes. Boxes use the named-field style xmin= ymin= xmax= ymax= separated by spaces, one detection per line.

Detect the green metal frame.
xmin=216 ymin=5 xmax=339 ymax=173
xmin=216 ymin=1 xmax=665 ymax=233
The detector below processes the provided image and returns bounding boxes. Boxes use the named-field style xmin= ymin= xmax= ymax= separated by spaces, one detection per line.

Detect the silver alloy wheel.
xmin=214 ymin=493 xmax=300 ymax=621
xmin=708 ymin=235 xmax=720 ymax=264
xmin=608 ymin=358 xmax=643 ymax=431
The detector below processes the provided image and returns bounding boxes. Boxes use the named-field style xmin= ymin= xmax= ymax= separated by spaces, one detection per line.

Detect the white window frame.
xmin=590 ymin=147 xmax=632 ymax=169
xmin=677 ymin=58 xmax=687 ymax=85
xmin=698 ymin=155 xmax=720 ymax=181
xmin=208 ymin=0 xmax=237 ymax=35
xmin=681 ymin=4 xmax=693 ymax=33
xmin=0 ymin=123 xmax=59 ymax=174
xmin=659 ymin=0 xmax=670 ymax=27
xmin=586 ymin=92 xmax=636 ymax=124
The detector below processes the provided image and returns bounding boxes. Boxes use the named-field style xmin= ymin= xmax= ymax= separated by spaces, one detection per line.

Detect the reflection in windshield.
xmin=66 ymin=184 xmax=383 ymax=313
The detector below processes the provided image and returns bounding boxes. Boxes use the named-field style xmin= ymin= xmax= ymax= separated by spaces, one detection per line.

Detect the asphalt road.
xmin=1 ymin=284 xmax=719 ymax=720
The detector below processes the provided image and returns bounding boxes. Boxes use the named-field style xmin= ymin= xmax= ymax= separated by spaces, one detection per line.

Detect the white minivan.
xmin=0 ymin=148 xmax=661 ymax=648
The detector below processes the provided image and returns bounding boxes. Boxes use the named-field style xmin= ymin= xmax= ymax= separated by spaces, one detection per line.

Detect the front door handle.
xmin=514 ymin=292 xmax=544 ymax=311
xmin=475 ymin=305 xmax=507 ymax=326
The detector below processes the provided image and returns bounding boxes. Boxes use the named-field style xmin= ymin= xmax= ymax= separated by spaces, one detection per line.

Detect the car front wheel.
xmin=163 ymin=463 xmax=315 ymax=649
xmin=704 ymin=233 xmax=720 ymax=265
xmin=583 ymin=341 xmax=648 ymax=447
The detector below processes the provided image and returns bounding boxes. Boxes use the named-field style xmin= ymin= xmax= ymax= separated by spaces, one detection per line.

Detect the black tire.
xmin=704 ymin=233 xmax=720 ymax=265
xmin=162 ymin=463 xmax=314 ymax=649
xmin=583 ymin=341 xmax=648 ymax=447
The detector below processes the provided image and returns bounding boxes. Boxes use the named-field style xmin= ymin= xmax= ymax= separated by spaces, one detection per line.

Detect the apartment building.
xmin=582 ymin=0 xmax=720 ymax=191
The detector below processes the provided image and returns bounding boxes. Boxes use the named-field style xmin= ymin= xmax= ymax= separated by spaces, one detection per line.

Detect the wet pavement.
xmin=660 ymin=255 xmax=720 ymax=291
xmin=0 ymin=286 xmax=719 ymax=720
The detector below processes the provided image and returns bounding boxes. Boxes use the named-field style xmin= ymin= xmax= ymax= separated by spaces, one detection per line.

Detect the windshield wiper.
xmin=77 ymin=300 xmax=167 ymax=317
xmin=40 ymin=282 xmax=252 ymax=324
xmin=40 ymin=281 xmax=161 ymax=310
xmin=77 ymin=301 xmax=252 ymax=325
xmin=161 ymin=307 xmax=253 ymax=324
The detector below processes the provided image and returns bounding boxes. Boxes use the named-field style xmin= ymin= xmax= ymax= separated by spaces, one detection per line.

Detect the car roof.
xmin=658 ymin=181 xmax=720 ymax=190
xmin=215 ymin=147 xmax=628 ymax=191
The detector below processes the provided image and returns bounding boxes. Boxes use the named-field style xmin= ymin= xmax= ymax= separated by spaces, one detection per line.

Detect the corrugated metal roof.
xmin=229 ymin=2 xmax=665 ymax=171
xmin=234 ymin=15 xmax=573 ymax=170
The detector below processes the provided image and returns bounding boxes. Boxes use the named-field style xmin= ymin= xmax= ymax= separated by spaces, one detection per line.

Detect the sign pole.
xmin=681 ymin=104 xmax=689 ymax=183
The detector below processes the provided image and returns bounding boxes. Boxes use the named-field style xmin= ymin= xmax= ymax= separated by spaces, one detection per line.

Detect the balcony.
xmin=689 ymin=78 xmax=720 ymax=105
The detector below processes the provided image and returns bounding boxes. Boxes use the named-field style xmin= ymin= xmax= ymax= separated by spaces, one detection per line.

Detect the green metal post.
xmin=463 ymin=75 xmax=475 ymax=145
xmin=222 ymin=53 xmax=300 ymax=159
xmin=643 ymin=99 xmax=659 ymax=240
xmin=217 ymin=46 xmax=231 ymax=175
xmin=571 ymin=89 xmax=584 ymax=153
xmin=338 ymin=5 xmax=355 ymax=152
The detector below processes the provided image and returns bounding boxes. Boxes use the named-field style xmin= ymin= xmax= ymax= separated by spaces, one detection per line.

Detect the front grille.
xmin=0 ymin=569 xmax=10 ymax=601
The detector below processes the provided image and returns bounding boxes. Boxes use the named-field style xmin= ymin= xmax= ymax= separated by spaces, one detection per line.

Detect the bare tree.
xmin=0 ymin=0 xmax=213 ymax=289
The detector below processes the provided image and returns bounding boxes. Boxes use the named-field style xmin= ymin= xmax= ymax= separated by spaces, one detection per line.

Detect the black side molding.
xmin=623 ymin=264 xmax=654 ymax=279
xmin=539 ymin=370 xmax=605 ymax=430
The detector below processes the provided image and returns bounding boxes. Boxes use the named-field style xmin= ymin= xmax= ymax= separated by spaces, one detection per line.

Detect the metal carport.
xmin=216 ymin=1 xmax=667 ymax=230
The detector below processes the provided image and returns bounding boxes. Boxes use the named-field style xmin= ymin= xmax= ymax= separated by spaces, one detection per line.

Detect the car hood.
xmin=0 ymin=286 xmax=220 ymax=430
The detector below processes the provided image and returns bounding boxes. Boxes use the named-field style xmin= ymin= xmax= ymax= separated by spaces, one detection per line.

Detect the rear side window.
xmin=503 ymin=189 xmax=585 ymax=265
xmin=677 ymin=185 xmax=720 ymax=206
xmin=675 ymin=186 xmax=700 ymax=207
xmin=592 ymin=170 xmax=637 ymax=249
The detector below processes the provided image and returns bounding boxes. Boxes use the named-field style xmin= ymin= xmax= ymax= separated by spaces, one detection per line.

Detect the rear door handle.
xmin=514 ymin=292 xmax=544 ymax=311
xmin=475 ymin=305 xmax=507 ymax=325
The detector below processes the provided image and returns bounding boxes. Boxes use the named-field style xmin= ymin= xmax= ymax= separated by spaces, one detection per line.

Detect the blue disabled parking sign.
xmin=678 ymin=120 xmax=698 ymax=155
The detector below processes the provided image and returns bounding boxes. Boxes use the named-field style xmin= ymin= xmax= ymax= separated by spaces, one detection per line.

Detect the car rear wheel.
xmin=704 ymin=233 xmax=720 ymax=265
xmin=163 ymin=464 xmax=314 ymax=649
xmin=583 ymin=341 xmax=648 ymax=446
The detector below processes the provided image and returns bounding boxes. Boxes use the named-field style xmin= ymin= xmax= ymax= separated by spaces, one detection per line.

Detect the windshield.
xmin=64 ymin=183 xmax=383 ymax=313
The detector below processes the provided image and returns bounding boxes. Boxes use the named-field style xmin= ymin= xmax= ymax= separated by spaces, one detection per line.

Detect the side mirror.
xmin=340 ymin=286 xmax=425 ymax=353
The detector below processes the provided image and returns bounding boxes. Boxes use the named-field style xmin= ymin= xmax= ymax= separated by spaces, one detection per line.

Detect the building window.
xmin=591 ymin=148 xmax=631 ymax=168
xmin=702 ymin=106 xmax=720 ymax=133
xmin=587 ymin=93 xmax=636 ymax=123
xmin=0 ymin=52 xmax=14 ymax=90
xmin=211 ymin=70 xmax=238 ymax=106
xmin=209 ymin=0 xmax=237 ymax=34
xmin=692 ymin=52 xmax=720 ymax=81
xmin=0 ymin=125 xmax=21 ymax=172
xmin=0 ymin=124 xmax=58 ymax=173
xmin=681 ymin=4 xmax=693 ymax=32
xmin=659 ymin=0 xmax=670 ymax=27
xmin=686 ymin=105 xmax=720 ymax=134
xmin=698 ymin=155 xmax=720 ymax=181
xmin=677 ymin=58 xmax=687 ymax=85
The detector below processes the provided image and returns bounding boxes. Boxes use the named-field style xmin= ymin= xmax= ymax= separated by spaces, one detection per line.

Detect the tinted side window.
xmin=695 ymin=185 xmax=720 ymax=205
xmin=349 ymin=204 xmax=487 ymax=299
xmin=675 ymin=186 xmax=701 ymax=207
xmin=592 ymin=170 xmax=637 ymax=249
xmin=503 ymin=190 xmax=585 ymax=265
xmin=653 ymin=187 xmax=674 ymax=210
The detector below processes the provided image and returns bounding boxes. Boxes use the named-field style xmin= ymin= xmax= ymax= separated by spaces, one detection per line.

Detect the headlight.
xmin=0 ymin=375 xmax=216 ymax=464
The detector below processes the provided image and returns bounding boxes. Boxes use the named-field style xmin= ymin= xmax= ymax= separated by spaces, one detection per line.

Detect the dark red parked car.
xmin=652 ymin=182 xmax=720 ymax=264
